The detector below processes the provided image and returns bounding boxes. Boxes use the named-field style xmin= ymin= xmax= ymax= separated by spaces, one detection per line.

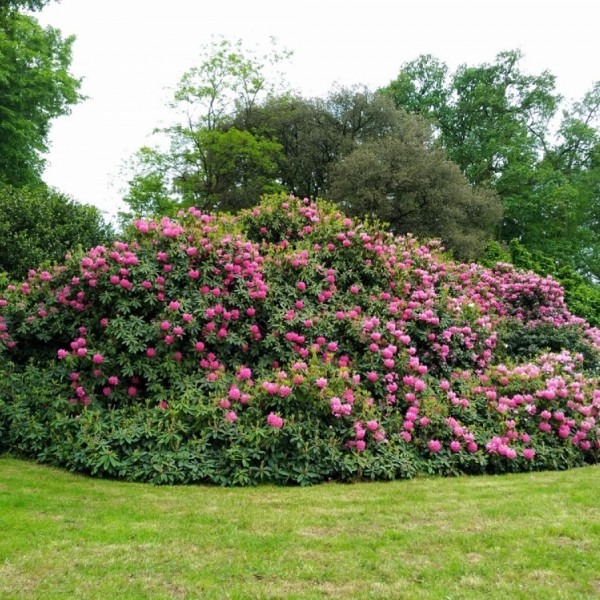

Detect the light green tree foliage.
xmin=382 ymin=51 xmax=600 ymax=279
xmin=0 ymin=184 xmax=114 ymax=280
xmin=501 ymin=83 xmax=600 ymax=279
xmin=122 ymin=38 xmax=290 ymax=221
xmin=383 ymin=50 xmax=558 ymax=187
xmin=0 ymin=0 xmax=83 ymax=187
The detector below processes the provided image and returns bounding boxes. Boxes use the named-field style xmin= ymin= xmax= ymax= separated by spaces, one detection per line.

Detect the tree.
xmin=1 ymin=1 xmax=54 ymax=11
xmin=499 ymin=82 xmax=600 ymax=279
xmin=123 ymin=38 xmax=290 ymax=217
xmin=328 ymin=113 xmax=502 ymax=260
xmin=382 ymin=50 xmax=559 ymax=187
xmin=381 ymin=54 xmax=450 ymax=122
xmin=240 ymin=86 xmax=404 ymax=198
xmin=0 ymin=2 xmax=83 ymax=187
xmin=382 ymin=52 xmax=600 ymax=278
xmin=0 ymin=184 xmax=114 ymax=280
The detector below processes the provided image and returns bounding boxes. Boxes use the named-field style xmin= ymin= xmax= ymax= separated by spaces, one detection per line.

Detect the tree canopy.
xmin=381 ymin=51 xmax=600 ymax=280
xmin=0 ymin=1 xmax=83 ymax=187
xmin=329 ymin=114 xmax=502 ymax=260
xmin=123 ymin=44 xmax=502 ymax=260
xmin=121 ymin=38 xmax=290 ymax=220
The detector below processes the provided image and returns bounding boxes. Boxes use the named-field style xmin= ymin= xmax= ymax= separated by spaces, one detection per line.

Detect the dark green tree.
xmin=328 ymin=113 xmax=502 ymax=260
xmin=0 ymin=184 xmax=114 ymax=280
xmin=241 ymin=86 xmax=404 ymax=198
xmin=0 ymin=1 xmax=83 ymax=187
xmin=1 ymin=1 xmax=53 ymax=13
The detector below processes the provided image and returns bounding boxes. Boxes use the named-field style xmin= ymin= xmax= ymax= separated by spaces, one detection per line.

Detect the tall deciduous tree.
xmin=382 ymin=52 xmax=600 ymax=278
xmin=122 ymin=38 xmax=290 ymax=219
xmin=0 ymin=0 xmax=83 ymax=187
xmin=383 ymin=50 xmax=559 ymax=187
xmin=240 ymin=86 xmax=403 ymax=198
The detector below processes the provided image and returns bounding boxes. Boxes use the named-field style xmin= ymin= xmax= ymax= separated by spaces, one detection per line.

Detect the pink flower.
xmin=237 ymin=366 xmax=252 ymax=380
xmin=450 ymin=440 xmax=461 ymax=452
xmin=225 ymin=411 xmax=238 ymax=423
xmin=108 ymin=376 xmax=119 ymax=386
xmin=92 ymin=353 xmax=104 ymax=364
xmin=315 ymin=378 xmax=327 ymax=389
xmin=366 ymin=420 xmax=379 ymax=432
xmin=356 ymin=440 xmax=366 ymax=451
xmin=428 ymin=439 xmax=442 ymax=453
xmin=267 ymin=413 xmax=284 ymax=428
xmin=57 ymin=349 xmax=68 ymax=360
xmin=279 ymin=385 xmax=292 ymax=398
xmin=146 ymin=347 xmax=156 ymax=357
xmin=523 ymin=448 xmax=535 ymax=460
xmin=168 ymin=301 xmax=180 ymax=311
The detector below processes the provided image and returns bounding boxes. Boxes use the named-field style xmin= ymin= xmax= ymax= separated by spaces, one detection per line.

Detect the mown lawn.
xmin=0 ymin=457 xmax=598 ymax=599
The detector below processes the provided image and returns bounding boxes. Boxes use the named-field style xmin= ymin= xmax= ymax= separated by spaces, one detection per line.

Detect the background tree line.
xmin=122 ymin=40 xmax=600 ymax=283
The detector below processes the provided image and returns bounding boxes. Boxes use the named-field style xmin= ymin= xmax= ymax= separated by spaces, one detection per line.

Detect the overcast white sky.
xmin=38 ymin=0 xmax=599 ymax=221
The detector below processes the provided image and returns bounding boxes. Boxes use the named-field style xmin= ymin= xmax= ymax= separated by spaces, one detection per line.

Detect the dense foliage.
xmin=1 ymin=195 xmax=598 ymax=485
xmin=382 ymin=52 xmax=600 ymax=280
xmin=328 ymin=115 xmax=501 ymax=259
xmin=0 ymin=183 xmax=115 ymax=281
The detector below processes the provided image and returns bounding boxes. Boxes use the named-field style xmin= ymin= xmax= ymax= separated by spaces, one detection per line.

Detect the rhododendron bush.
xmin=0 ymin=195 xmax=599 ymax=485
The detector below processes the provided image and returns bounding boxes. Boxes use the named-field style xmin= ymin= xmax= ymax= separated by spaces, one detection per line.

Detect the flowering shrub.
xmin=0 ymin=194 xmax=598 ymax=484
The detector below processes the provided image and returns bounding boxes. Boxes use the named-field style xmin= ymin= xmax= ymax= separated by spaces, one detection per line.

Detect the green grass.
xmin=0 ymin=458 xmax=599 ymax=599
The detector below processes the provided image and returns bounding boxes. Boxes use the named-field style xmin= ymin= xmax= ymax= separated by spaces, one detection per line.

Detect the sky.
xmin=37 ymin=0 xmax=600 ymax=222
